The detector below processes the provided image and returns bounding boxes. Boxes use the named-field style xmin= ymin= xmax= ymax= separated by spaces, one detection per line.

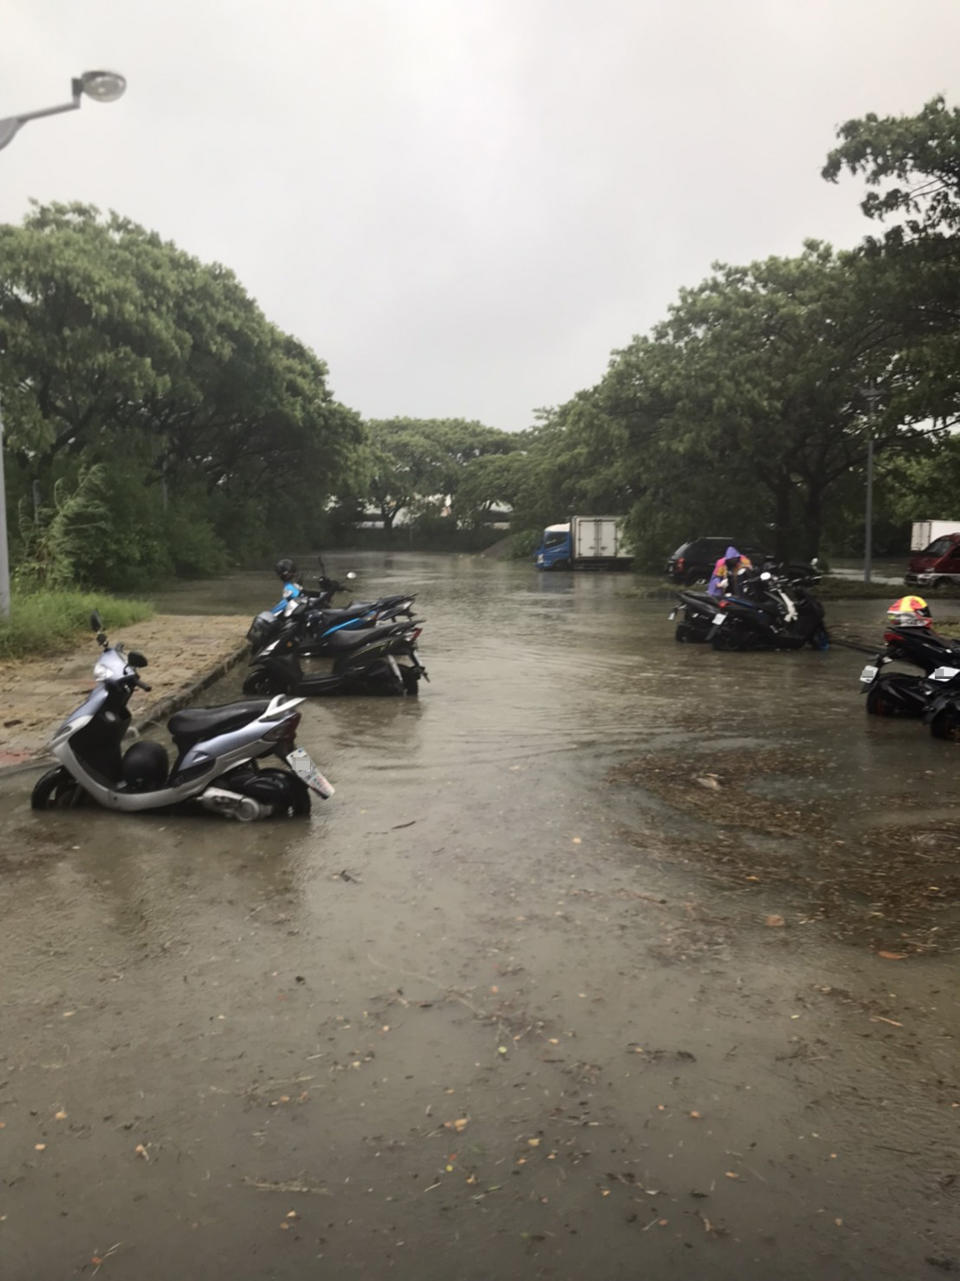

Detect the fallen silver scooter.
xmin=31 ymin=613 xmax=334 ymax=819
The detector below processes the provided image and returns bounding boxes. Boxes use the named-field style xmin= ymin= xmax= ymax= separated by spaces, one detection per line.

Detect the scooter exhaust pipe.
xmin=198 ymin=787 xmax=267 ymax=821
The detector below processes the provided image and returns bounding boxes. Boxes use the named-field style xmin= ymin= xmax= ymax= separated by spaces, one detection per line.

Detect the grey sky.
xmin=3 ymin=1 xmax=959 ymax=431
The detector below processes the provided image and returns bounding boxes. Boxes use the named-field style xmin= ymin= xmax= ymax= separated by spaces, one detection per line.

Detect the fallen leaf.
xmin=689 ymin=1111 xmax=702 ymax=1120
xmin=724 ymin=1171 xmax=739 ymax=1180
xmin=764 ymin=915 xmax=785 ymax=928
xmin=443 ymin=1118 xmax=469 ymax=1133
xmin=286 ymin=1210 xmax=298 ymax=1219
xmin=572 ymin=836 xmax=582 ymax=844
xmin=134 ymin=1143 xmax=149 ymax=1161
xmin=695 ymin=775 xmax=722 ymax=790
xmin=34 ymin=1143 xmax=46 ymax=1152
xmin=601 ymin=1189 xmax=610 ymax=1196
xmin=877 ymin=951 xmax=908 ymax=961
xmin=54 ymin=1110 xmax=67 ymax=1120
xmin=527 ymin=1138 xmax=541 ymax=1147
xmin=497 ymin=1046 xmax=508 ymax=1055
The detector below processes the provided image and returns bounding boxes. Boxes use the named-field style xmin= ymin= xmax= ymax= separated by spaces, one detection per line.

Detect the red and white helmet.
xmin=885 ymin=595 xmax=932 ymax=629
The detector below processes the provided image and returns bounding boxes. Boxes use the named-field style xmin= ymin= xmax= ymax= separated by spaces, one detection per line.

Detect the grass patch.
xmin=0 ymin=591 xmax=154 ymax=659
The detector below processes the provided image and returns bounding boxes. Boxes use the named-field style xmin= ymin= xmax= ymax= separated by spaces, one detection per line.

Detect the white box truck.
xmin=534 ymin=516 xmax=631 ymax=570
xmin=911 ymin=520 xmax=960 ymax=551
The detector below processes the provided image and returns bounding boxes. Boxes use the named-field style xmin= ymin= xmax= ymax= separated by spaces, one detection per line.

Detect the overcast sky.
xmin=3 ymin=1 xmax=959 ymax=431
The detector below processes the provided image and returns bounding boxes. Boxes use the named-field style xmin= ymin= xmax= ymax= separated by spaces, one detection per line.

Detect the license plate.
xmin=859 ymin=664 xmax=878 ymax=684
xmin=286 ymin=747 xmax=335 ymax=798
xmin=713 ymin=613 xmax=725 ymax=625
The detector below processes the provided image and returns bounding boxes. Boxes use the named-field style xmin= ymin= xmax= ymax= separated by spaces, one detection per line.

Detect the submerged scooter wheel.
xmin=242 ymin=669 xmax=284 ymax=697
xmin=930 ymin=705 xmax=960 ymax=741
xmin=401 ymin=667 xmax=421 ymax=696
xmin=711 ymin=627 xmax=745 ymax=652
xmin=227 ymin=766 xmax=312 ymax=816
xmin=31 ymin=766 xmax=88 ymax=810
xmin=866 ymin=676 xmax=925 ymax=718
xmin=675 ymin=622 xmax=704 ymax=643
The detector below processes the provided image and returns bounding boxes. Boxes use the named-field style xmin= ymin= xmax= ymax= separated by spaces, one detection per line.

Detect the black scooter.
xmin=244 ymin=604 xmax=428 ymax=697
xmin=247 ymin=566 xmax=416 ymax=654
xmin=859 ymin=624 xmax=960 ymax=717
xmin=672 ymin=565 xmax=827 ymax=650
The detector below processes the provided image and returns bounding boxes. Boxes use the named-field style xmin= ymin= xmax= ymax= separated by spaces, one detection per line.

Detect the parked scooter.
xmin=31 ymin=613 xmax=334 ymax=818
xmin=671 ymin=563 xmax=827 ymax=650
xmin=247 ymin=560 xmax=416 ymax=653
xmin=859 ymin=622 xmax=960 ymax=717
xmin=244 ymin=603 xmax=428 ymax=697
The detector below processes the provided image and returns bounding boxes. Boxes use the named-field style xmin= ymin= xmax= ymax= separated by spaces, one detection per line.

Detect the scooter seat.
xmin=168 ymin=699 xmax=271 ymax=746
xmin=321 ymin=623 xmax=402 ymax=653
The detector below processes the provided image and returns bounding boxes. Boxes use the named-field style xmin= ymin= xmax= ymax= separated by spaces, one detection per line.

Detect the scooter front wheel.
xmin=243 ymin=668 xmax=283 ymax=697
xmin=31 ymin=766 xmax=87 ymax=810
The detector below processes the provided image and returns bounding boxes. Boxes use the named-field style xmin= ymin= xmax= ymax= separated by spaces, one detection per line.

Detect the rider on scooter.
xmin=708 ymin=546 xmax=753 ymax=598
xmin=270 ymin=558 xmax=304 ymax=615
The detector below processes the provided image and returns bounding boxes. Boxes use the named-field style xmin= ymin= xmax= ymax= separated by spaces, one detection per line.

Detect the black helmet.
xmin=275 ymin=557 xmax=298 ymax=583
xmin=121 ymin=741 xmax=169 ymax=791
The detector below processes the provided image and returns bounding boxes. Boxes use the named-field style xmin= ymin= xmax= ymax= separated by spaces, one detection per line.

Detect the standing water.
xmin=1 ymin=551 xmax=958 ymax=1280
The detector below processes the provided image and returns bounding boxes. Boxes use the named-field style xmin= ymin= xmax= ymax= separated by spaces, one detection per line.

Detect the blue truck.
xmin=534 ymin=516 xmax=631 ymax=571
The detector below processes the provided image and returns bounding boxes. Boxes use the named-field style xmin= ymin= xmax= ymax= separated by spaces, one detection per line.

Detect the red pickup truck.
xmin=905 ymin=532 xmax=960 ymax=587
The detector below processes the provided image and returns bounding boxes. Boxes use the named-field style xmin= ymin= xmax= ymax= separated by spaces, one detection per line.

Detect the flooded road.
xmin=2 ymin=552 xmax=959 ymax=1280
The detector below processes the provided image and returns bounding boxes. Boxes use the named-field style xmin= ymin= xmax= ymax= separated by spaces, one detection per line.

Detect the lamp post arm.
xmin=0 ymin=82 xmax=82 ymax=154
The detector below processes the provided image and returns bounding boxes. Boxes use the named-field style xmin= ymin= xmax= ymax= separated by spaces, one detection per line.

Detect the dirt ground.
xmin=0 ymin=615 xmax=247 ymax=770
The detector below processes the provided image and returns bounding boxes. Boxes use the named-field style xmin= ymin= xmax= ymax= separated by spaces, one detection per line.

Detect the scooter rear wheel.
xmin=31 ymin=766 xmax=87 ymax=810
xmin=930 ymin=705 xmax=960 ymax=741
xmin=675 ymin=622 xmax=704 ymax=643
xmin=866 ymin=676 xmax=924 ymax=718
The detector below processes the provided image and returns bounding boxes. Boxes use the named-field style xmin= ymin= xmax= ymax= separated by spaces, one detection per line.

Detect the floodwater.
xmin=2 ymin=552 xmax=959 ymax=1281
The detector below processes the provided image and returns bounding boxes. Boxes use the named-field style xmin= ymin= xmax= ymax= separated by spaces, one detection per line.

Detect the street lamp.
xmin=0 ymin=71 xmax=126 ymax=620
xmin=862 ymin=382 xmax=881 ymax=585
xmin=0 ymin=71 xmax=126 ymax=152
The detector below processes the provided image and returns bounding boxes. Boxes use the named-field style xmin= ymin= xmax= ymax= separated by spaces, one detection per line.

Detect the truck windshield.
xmin=544 ymin=531 xmax=568 ymax=548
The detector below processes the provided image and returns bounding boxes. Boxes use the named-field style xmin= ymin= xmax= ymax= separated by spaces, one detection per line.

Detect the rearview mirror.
xmin=128 ymin=651 xmax=148 ymax=668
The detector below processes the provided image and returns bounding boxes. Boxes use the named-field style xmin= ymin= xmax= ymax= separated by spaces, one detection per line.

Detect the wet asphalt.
xmin=1 ymin=552 xmax=959 ymax=1280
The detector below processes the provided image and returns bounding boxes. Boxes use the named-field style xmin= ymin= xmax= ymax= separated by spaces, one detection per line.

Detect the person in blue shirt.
xmin=270 ymin=558 xmax=303 ymax=615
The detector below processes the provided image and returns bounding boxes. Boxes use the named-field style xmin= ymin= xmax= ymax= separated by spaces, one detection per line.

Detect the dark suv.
xmin=665 ymin=537 xmax=770 ymax=585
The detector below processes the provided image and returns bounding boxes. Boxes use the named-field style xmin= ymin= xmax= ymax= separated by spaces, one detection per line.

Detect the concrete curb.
xmin=1 ymin=641 xmax=250 ymax=780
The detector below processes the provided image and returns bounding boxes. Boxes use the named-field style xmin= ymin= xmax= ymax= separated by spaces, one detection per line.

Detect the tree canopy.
xmin=0 ymin=202 xmax=364 ymax=586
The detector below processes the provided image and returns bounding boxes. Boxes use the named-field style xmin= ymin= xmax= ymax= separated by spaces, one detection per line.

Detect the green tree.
xmin=0 ymin=202 xmax=365 ymax=583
